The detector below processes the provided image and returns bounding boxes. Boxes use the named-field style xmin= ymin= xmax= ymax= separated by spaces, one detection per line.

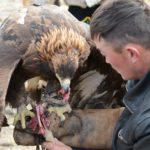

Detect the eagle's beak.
xmin=61 ymin=79 xmax=70 ymax=93
xmin=56 ymin=75 xmax=71 ymax=102
xmin=56 ymin=73 xmax=71 ymax=93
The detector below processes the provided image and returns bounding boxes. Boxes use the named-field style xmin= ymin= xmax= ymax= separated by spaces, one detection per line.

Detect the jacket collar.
xmin=124 ymin=69 xmax=150 ymax=113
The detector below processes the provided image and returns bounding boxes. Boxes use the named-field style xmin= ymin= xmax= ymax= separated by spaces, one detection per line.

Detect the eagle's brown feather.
xmin=37 ymin=26 xmax=88 ymax=59
xmin=69 ymin=46 xmax=126 ymax=109
xmin=0 ymin=5 xmax=90 ymax=130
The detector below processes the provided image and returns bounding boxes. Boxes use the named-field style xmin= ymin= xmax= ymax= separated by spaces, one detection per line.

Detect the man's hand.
xmin=42 ymin=138 xmax=72 ymax=150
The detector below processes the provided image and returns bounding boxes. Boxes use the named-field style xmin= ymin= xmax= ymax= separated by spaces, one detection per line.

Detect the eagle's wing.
xmin=0 ymin=36 xmax=22 ymax=128
xmin=70 ymin=46 xmax=126 ymax=109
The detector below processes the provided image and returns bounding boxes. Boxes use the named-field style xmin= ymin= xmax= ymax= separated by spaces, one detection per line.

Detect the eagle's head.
xmin=37 ymin=26 xmax=90 ymax=102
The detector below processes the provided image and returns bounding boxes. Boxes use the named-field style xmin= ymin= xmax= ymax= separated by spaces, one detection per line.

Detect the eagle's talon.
xmin=13 ymin=109 xmax=35 ymax=129
xmin=60 ymin=120 xmax=65 ymax=127
xmin=48 ymin=103 xmax=72 ymax=122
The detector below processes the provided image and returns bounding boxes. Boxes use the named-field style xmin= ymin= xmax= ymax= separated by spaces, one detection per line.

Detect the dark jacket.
xmin=112 ymin=70 xmax=150 ymax=150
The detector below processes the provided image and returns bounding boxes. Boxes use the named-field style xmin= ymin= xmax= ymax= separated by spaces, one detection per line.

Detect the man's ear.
xmin=124 ymin=44 xmax=140 ymax=63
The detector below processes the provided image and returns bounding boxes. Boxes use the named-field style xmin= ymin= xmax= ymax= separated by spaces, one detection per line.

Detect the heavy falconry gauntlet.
xmin=14 ymin=107 xmax=124 ymax=149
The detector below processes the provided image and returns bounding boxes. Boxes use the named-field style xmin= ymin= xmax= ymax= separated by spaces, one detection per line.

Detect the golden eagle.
xmin=0 ymin=5 xmax=91 ymax=130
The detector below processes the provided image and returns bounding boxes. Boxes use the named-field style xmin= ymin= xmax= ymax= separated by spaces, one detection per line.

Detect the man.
xmin=42 ymin=0 xmax=150 ymax=149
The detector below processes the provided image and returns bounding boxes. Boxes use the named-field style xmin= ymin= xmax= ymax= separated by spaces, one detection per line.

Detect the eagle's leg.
xmin=14 ymin=102 xmax=35 ymax=129
xmin=15 ymin=76 xmax=48 ymax=130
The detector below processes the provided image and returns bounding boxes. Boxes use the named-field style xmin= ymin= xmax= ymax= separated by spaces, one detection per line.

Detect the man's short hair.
xmin=90 ymin=0 xmax=150 ymax=52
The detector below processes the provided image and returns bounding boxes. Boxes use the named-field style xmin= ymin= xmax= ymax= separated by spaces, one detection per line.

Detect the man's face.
xmin=94 ymin=37 xmax=137 ymax=80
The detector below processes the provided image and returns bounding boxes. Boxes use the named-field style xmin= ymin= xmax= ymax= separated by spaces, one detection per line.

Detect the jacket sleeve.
xmin=134 ymin=117 xmax=150 ymax=150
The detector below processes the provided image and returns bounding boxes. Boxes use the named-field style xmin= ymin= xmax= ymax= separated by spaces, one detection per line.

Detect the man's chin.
xmin=119 ymin=74 xmax=128 ymax=81
xmin=122 ymin=75 xmax=135 ymax=81
xmin=122 ymin=77 xmax=128 ymax=81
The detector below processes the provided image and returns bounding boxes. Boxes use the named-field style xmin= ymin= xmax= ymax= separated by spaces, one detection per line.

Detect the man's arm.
xmin=51 ymin=108 xmax=124 ymax=149
xmin=14 ymin=107 xmax=124 ymax=149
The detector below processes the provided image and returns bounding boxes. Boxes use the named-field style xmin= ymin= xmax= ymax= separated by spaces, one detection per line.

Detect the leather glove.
xmin=50 ymin=108 xmax=124 ymax=149
xmin=14 ymin=107 xmax=124 ymax=149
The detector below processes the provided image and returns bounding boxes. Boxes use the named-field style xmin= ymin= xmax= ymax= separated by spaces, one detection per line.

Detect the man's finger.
xmin=42 ymin=142 xmax=54 ymax=150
